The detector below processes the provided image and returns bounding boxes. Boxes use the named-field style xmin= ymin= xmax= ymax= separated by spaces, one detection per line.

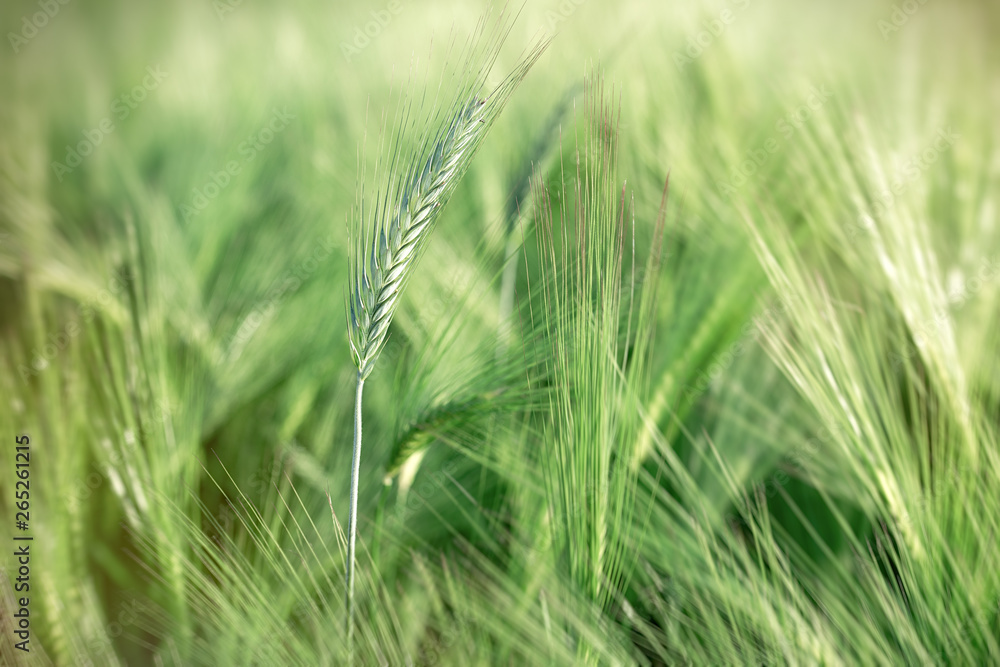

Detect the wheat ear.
xmin=343 ymin=13 xmax=546 ymax=655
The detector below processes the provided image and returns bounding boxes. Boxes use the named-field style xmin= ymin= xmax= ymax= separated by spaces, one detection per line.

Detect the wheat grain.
xmin=348 ymin=95 xmax=489 ymax=379
xmin=348 ymin=56 xmax=545 ymax=377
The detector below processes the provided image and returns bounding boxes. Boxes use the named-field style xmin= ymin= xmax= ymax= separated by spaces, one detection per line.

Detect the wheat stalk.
xmin=343 ymin=12 xmax=545 ymax=656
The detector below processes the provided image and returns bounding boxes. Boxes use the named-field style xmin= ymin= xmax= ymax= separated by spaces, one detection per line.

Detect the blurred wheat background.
xmin=1 ymin=0 xmax=999 ymax=665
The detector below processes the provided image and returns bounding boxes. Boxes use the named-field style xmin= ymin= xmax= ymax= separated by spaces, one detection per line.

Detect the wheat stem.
xmin=346 ymin=371 xmax=364 ymax=656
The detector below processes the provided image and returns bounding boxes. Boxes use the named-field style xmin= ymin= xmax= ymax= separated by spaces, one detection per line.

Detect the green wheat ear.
xmin=342 ymin=7 xmax=547 ymax=654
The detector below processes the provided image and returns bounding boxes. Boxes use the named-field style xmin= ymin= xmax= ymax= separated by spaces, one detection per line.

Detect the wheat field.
xmin=1 ymin=0 xmax=999 ymax=665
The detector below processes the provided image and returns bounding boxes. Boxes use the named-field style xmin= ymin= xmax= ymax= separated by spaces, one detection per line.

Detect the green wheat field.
xmin=2 ymin=0 xmax=999 ymax=664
